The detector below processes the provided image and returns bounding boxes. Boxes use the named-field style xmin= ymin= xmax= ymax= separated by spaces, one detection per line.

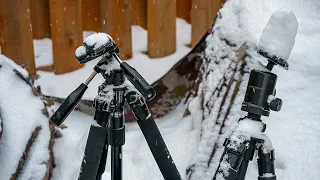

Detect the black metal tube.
xmin=266 ymin=61 xmax=275 ymax=71
xmin=79 ymin=110 xmax=109 ymax=180
xmin=137 ymin=117 xmax=182 ymax=180
xmin=111 ymin=147 xmax=122 ymax=180
xmin=236 ymin=160 xmax=249 ymax=180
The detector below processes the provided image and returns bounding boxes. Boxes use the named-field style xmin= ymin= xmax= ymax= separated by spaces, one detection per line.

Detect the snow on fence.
xmin=0 ymin=0 xmax=225 ymax=75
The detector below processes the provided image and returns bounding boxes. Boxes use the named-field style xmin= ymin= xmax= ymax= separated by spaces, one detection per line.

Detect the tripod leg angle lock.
xmin=49 ymin=33 xmax=182 ymax=180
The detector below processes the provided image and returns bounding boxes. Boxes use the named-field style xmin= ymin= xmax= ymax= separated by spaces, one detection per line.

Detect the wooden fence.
xmin=0 ymin=0 xmax=225 ymax=75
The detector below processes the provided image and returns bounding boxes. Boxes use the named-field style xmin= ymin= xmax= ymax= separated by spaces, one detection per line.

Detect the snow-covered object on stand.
xmin=0 ymin=55 xmax=55 ymax=179
xmin=187 ymin=0 xmax=320 ymax=179
xmin=258 ymin=8 xmax=298 ymax=61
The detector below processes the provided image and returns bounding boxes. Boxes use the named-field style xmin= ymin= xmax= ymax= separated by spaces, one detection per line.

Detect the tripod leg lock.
xmin=258 ymin=149 xmax=277 ymax=180
xmin=126 ymin=91 xmax=151 ymax=121
xmin=108 ymin=126 xmax=125 ymax=147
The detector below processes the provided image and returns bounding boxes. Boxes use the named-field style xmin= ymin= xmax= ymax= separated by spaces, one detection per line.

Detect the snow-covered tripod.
xmin=212 ymin=51 xmax=289 ymax=180
xmin=49 ymin=33 xmax=182 ymax=180
xmin=212 ymin=8 xmax=298 ymax=180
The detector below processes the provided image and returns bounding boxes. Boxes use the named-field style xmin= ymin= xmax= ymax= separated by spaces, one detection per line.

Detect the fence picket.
xmin=30 ymin=0 xmax=51 ymax=39
xmin=147 ymin=0 xmax=176 ymax=58
xmin=83 ymin=0 xmax=101 ymax=32
xmin=100 ymin=0 xmax=132 ymax=60
xmin=49 ymin=0 xmax=83 ymax=74
xmin=191 ymin=0 xmax=222 ymax=47
xmin=0 ymin=0 xmax=36 ymax=75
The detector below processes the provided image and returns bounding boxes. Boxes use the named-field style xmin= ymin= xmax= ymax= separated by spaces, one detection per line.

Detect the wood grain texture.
xmin=30 ymin=0 xmax=51 ymax=39
xmin=132 ymin=0 xmax=147 ymax=29
xmin=0 ymin=0 xmax=36 ymax=75
xmin=100 ymin=0 xmax=132 ymax=59
xmin=191 ymin=0 xmax=222 ymax=47
xmin=49 ymin=0 xmax=83 ymax=74
xmin=82 ymin=0 xmax=101 ymax=32
xmin=147 ymin=0 xmax=176 ymax=58
xmin=177 ymin=0 xmax=191 ymax=23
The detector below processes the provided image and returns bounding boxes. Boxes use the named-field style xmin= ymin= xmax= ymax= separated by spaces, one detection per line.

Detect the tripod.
xmin=212 ymin=51 xmax=289 ymax=180
xmin=49 ymin=33 xmax=182 ymax=180
xmin=79 ymin=55 xmax=181 ymax=180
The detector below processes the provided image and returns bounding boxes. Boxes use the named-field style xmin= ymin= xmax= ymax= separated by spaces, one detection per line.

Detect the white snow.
xmin=267 ymin=95 xmax=276 ymax=104
xmin=83 ymin=32 xmax=112 ymax=50
xmin=34 ymin=38 xmax=53 ymax=68
xmin=258 ymin=8 xmax=298 ymax=60
xmin=75 ymin=45 xmax=87 ymax=57
xmin=0 ymin=56 xmax=51 ymax=179
xmin=228 ymin=118 xmax=273 ymax=153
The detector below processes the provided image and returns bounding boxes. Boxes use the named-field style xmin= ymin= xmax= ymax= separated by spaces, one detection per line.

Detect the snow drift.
xmin=0 ymin=56 xmax=55 ymax=179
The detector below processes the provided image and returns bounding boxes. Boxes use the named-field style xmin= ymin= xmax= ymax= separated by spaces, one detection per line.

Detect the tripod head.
xmin=75 ymin=33 xmax=119 ymax=64
xmin=241 ymin=8 xmax=298 ymax=117
xmin=75 ymin=33 xmax=156 ymax=100
xmin=50 ymin=33 xmax=156 ymax=126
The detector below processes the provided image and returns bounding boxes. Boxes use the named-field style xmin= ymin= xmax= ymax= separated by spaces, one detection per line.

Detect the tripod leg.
xmin=95 ymin=141 xmax=109 ymax=180
xmin=79 ymin=110 xmax=109 ymax=180
xmin=236 ymin=160 xmax=249 ymax=180
xmin=236 ymin=139 xmax=257 ymax=180
xmin=108 ymin=111 xmax=125 ymax=180
xmin=111 ymin=147 xmax=122 ymax=180
xmin=213 ymin=138 xmax=256 ymax=180
xmin=126 ymin=91 xmax=182 ymax=180
xmin=137 ymin=117 xmax=181 ymax=180
xmin=257 ymin=147 xmax=276 ymax=180
xmin=79 ymin=125 xmax=108 ymax=180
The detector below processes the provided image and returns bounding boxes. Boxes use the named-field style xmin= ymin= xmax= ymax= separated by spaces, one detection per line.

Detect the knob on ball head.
xmin=241 ymin=53 xmax=287 ymax=117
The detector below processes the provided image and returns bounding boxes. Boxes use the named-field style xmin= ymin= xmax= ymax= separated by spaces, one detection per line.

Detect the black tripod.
xmin=212 ymin=50 xmax=289 ymax=180
xmin=50 ymin=33 xmax=182 ymax=180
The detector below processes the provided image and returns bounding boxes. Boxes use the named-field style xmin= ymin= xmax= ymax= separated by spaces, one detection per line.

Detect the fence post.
xmin=100 ymin=0 xmax=132 ymax=60
xmin=132 ymin=0 xmax=147 ymax=29
xmin=83 ymin=0 xmax=101 ymax=32
xmin=177 ymin=0 xmax=191 ymax=23
xmin=30 ymin=0 xmax=50 ymax=39
xmin=191 ymin=0 xmax=222 ymax=47
xmin=0 ymin=0 xmax=36 ymax=75
xmin=49 ymin=0 xmax=83 ymax=74
xmin=147 ymin=0 xmax=176 ymax=58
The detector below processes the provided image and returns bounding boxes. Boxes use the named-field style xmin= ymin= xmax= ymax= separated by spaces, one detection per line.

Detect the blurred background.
xmin=0 ymin=0 xmax=225 ymax=75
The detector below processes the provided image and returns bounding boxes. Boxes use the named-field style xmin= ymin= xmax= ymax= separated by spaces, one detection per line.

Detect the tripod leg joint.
xmin=108 ymin=126 xmax=125 ymax=147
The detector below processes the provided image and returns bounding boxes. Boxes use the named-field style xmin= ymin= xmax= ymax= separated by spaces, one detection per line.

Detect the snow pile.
xmin=188 ymin=0 xmax=320 ymax=180
xmin=83 ymin=33 xmax=112 ymax=50
xmin=258 ymin=8 xmax=298 ymax=60
xmin=34 ymin=38 xmax=53 ymax=68
xmin=0 ymin=55 xmax=53 ymax=179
